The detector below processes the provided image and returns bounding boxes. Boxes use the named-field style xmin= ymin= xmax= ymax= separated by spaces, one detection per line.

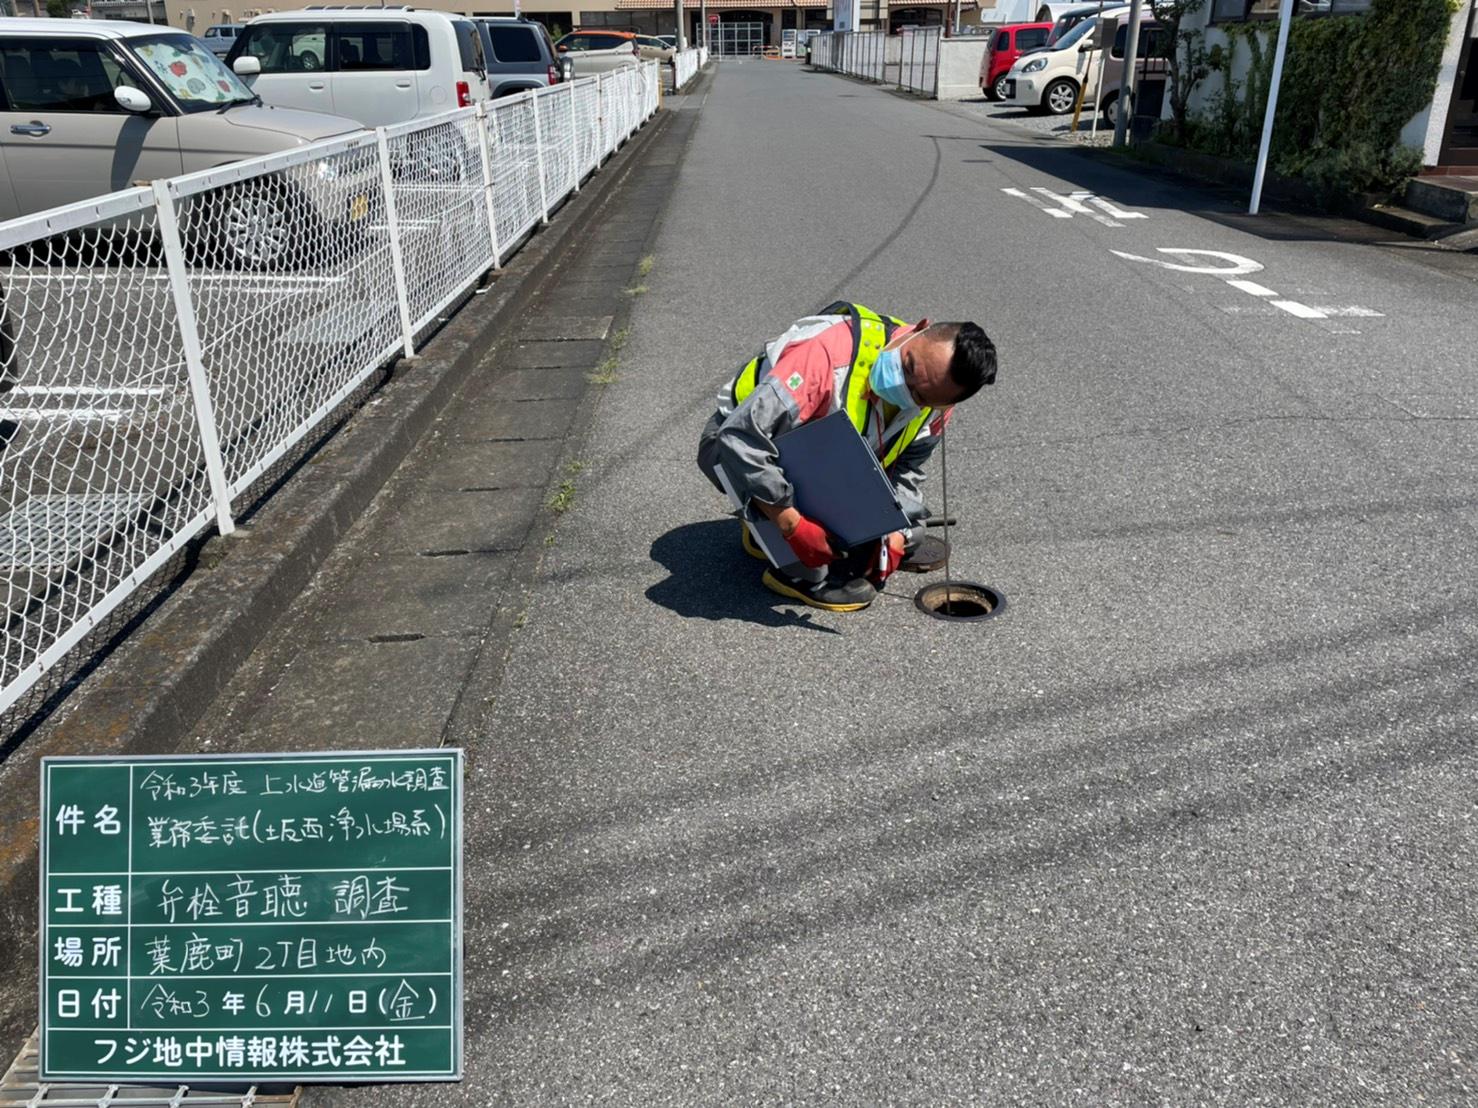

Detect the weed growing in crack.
xmin=548 ymin=479 xmax=577 ymax=513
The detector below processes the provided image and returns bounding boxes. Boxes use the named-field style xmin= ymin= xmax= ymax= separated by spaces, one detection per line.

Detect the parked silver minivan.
xmin=0 ymin=20 xmax=372 ymax=265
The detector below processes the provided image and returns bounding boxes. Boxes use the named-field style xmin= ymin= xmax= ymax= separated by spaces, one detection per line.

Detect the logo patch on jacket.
xmin=786 ymin=372 xmax=804 ymax=391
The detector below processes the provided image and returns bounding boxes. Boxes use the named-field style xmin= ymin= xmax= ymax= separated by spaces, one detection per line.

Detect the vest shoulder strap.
xmin=830 ymin=302 xmax=908 ymax=434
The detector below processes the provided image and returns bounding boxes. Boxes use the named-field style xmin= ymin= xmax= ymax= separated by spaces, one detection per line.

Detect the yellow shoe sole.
xmin=740 ymin=524 xmax=767 ymax=561
xmin=762 ymin=568 xmax=873 ymax=612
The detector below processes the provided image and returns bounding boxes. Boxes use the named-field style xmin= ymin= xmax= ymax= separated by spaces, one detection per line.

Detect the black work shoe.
xmin=900 ymin=534 xmax=949 ymax=573
xmin=762 ymin=567 xmax=876 ymax=612
xmin=740 ymin=522 xmax=767 ymax=561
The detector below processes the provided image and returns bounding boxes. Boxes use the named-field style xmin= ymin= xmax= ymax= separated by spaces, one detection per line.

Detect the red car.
xmin=979 ymin=21 xmax=1053 ymax=101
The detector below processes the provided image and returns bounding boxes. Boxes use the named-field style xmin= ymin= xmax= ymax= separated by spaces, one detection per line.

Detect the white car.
xmin=200 ymin=23 xmax=244 ymax=56
xmin=1002 ymin=15 xmax=1102 ymax=116
xmin=227 ymin=8 xmax=491 ymax=127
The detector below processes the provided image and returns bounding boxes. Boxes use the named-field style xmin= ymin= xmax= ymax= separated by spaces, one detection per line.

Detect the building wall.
xmin=161 ymin=0 xmax=821 ymax=46
xmin=1407 ymin=0 xmax=1472 ymax=164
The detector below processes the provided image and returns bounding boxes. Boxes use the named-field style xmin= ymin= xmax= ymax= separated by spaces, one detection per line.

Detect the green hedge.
xmin=1184 ymin=0 xmax=1459 ymax=200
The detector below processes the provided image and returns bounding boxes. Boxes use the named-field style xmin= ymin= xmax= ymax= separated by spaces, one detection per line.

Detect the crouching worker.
xmin=697 ymin=301 xmax=997 ymax=612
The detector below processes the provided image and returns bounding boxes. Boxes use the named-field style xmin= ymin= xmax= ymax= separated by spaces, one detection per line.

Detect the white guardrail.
xmin=673 ymin=46 xmax=707 ymax=91
xmin=0 ymin=62 xmax=660 ymax=719
xmin=811 ymin=30 xmax=886 ymax=83
xmin=810 ymin=28 xmax=940 ymax=97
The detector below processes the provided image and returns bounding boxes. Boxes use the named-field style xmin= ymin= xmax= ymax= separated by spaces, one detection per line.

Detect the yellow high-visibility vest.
xmin=728 ymin=301 xmax=933 ymax=470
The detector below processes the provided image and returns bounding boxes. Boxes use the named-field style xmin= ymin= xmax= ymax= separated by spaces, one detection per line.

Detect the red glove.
xmin=783 ymin=515 xmax=834 ymax=569
xmin=870 ymin=534 xmax=905 ymax=586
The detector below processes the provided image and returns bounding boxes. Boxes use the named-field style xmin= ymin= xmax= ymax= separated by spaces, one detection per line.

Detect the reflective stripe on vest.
xmin=730 ymin=302 xmax=933 ymax=470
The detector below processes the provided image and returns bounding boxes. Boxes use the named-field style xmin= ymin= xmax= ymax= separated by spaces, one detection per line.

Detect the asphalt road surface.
xmin=277 ymin=61 xmax=1478 ymax=1101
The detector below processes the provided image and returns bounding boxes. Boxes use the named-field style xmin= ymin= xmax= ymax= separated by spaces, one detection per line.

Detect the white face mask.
xmin=869 ymin=334 xmax=917 ymax=409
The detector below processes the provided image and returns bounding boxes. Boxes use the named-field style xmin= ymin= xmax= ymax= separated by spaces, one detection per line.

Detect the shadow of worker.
xmin=646 ymin=518 xmax=840 ymax=634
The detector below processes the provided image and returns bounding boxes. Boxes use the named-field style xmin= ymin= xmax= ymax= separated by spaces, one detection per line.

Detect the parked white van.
xmin=227 ymin=7 xmax=490 ymax=127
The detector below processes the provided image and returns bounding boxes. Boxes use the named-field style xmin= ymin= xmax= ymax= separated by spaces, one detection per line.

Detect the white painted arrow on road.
xmin=1002 ymin=188 xmax=1147 ymax=227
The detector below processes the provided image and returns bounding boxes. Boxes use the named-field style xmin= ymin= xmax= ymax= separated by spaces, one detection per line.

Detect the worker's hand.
xmin=871 ymin=531 xmax=906 ymax=586
xmin=781 ymin=513 xmax=835 ymax=569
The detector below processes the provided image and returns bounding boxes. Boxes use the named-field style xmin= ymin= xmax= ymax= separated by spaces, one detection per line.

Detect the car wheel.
xmin=214 ymin=177 xmax=310 ymax=270
xmin=397 ymin=135 xmax=469 ymax=184
xmin=992 ymin=73 xmax=1008 ymax=102
xmin=1043 ymin=78 xmax=1078 ymax=116
xmin=1100 ymin=91 xmax=1121 ymax=129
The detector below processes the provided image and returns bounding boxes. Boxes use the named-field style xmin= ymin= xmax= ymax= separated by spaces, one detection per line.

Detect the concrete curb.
xmin=0 ymin=106 xmax=674 ymax=1053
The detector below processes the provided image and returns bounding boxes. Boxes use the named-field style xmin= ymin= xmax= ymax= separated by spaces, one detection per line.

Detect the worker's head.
xmin=875 ymin=320 xmax=996 ymax=410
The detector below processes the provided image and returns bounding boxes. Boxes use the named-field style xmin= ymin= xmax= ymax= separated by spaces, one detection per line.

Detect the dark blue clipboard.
xmin=727 ymin=409 xmax=911 ymax=569
xmin=781 ymin=409 xmax=910 ymax=546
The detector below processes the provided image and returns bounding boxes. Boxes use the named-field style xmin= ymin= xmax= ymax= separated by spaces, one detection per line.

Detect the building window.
xmin=1212 ymin=0 xmax=1370 ymax=21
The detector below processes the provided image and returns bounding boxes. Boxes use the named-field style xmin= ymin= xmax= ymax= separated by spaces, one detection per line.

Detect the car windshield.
xmin=1050 ymin=19 xmax=1096 ymax=50
xmin=129 ymin=33 xmax=255 ymax=111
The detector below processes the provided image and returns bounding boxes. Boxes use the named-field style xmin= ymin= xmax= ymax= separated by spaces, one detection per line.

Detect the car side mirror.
xmin=556 ymin=43 xmax=568 ymax=52
xmin=233 ymin=55 xmax=262 ymax=76
xmin=114 ymin=85 xmax=153 ymax=113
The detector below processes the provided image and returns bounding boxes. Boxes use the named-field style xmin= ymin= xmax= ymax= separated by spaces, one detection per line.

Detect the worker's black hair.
xmin=929 ymin=322 xmax=996 ymax=402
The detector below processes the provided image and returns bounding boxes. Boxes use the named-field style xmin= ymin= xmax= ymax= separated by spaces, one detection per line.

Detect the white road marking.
xmin=0 ymin=407 xmax=126 ymax=422
xmin=1086 ymin=195 xmax=1147 ymax=221
xmin=1310 ymin=306 xmax=1384 ymax=317
xmin=6 ymin=272 xmax=346 ymax=286
xmin=1270 ymin=299 xmax=1327 ymax=320
xmin=1226 ymin=279 xmax=1277 ymax=297
xmin=1003 ymin=187 xmax=1146 ymax=226
xmin=1116 ymin=247 xmax=1381 ymax=331
xmin=1041 ymin=188 xmax=1121 ymax=226
xmin=1271 ymin=299 xmax=1330 ymax=320
xmin=1112 ymin=248 xmax=1264 ymax=276
xmin=1002 ymin=188 xmax=1070 ymax=218
xmin=11 ymin=385 xmax=168 ymax=397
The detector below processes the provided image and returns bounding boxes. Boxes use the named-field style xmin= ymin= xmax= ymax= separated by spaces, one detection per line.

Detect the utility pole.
xmin=1249 ymin=0 xmax=1294 ymax=214
xmin=674 ymin=0 xmax=686 ymax=49
xmin=1111 ymin=0 xmax=1143 ymax=147
xmin=699 ymin=0 xmax=707 ymax=52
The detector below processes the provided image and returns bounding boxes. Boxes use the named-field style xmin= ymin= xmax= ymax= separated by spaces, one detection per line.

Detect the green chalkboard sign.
xmin=39 ymin=750 xmax=462 ymax=1083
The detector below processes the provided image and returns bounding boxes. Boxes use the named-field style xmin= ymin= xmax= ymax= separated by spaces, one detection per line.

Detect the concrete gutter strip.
xmin=0 ymin=106 xmax=673 ymax=1053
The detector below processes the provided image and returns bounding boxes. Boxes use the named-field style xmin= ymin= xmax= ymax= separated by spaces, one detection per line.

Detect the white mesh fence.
xmin=810 ymin=31 xmax=888 ymax=85
xmin=673 ymin=48 xmax=703 ymax=90
xmin=0 ymin=62 xmax=660 ymax=721
xmin=899 ymin=27 xmax=941 ymax=97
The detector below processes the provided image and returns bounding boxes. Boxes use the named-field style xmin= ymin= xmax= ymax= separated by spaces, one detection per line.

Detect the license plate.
xmin=1005 ymin=79 xmax=1016 ymax=98
xmin=348 ymin=194 xmax=369 ymax=222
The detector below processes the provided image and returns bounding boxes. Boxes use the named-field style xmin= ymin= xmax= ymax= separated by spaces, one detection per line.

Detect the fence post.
xmin=152 ymin=180 xmax=236 ymax=537
xmin=932 ymin=29 xmax=940 ymax=99
xmin=374 ymin=128 xmax=417 ymax=358
xmin=474 ymin=101 xmax=503 ymax=268
xmin=529 ymin=89 xmax=551 ymax=224
xmin=595 ymin=72 xmax=606 ymax=162
xmin=567 ymin=81 xmax=581 ymax=193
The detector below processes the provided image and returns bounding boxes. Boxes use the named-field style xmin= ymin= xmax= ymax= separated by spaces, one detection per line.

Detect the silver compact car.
xmin=0 ymin=19 xmax=373 ymax=265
